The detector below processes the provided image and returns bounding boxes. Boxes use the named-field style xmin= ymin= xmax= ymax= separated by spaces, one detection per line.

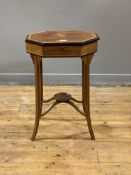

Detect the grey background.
xmin=0 ymin=0 xmax=131 ymax=84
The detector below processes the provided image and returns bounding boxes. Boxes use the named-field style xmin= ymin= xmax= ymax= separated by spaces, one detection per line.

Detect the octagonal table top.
xmin=25 ymin=30 xmax=99 ymax=46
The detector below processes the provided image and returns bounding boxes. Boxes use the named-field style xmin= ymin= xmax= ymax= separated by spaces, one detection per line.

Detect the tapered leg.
xmin=31 ymin=54 xmax=43 ymax=141
xmin=81 ymin=54 xmax=95 ymax=140
xmin=39 ymin=59 xmax=43 ymax=113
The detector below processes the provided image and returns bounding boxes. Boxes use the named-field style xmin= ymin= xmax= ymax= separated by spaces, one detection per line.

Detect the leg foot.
xmin=85 ymin=113 xmax=95 ymax=140
xmin=31 ymin=116 xmax=40 ymax=141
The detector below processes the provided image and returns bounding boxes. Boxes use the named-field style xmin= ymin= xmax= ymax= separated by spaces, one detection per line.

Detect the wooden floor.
xmin=0 ymin=85 xmax=131 ymax=175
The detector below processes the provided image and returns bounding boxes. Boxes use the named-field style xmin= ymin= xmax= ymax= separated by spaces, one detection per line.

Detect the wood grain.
xmin=26 ymin=31 xmax=99 ymax=46
xmin=0 ymin=85 xmax=131 ymax=175
xmin=25 ymin=31 xmax=98 ymax=56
